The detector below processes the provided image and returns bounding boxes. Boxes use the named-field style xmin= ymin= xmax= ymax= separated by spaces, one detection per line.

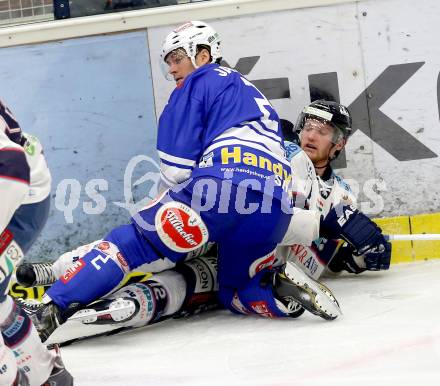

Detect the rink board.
xmin=0 ymin=31 xmax=159 ymax=261
xmin=374 ymin=213 xmax=440 ymax=263
xmin=8 ymin=271 xmax=152 ymax=301
xmin=148 ymin=0 xmax=440 ymax=220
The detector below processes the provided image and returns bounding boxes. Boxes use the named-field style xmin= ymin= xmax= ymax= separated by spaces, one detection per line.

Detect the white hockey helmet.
xmin=160 ymin=20 xmax=222 ymax=68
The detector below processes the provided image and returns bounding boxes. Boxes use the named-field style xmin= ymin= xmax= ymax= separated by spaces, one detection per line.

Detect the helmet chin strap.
xmin=190 ymin=56 xmax=199 ymax=69
xmin=191 ymin=48 xmax=213 ymax=69
xmin=328 ymin=143 xmax=339 ymax=162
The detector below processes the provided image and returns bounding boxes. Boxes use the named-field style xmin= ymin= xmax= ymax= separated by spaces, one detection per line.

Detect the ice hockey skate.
xmin=41 ymin=344 xmax=74 ymax=386
xmin=69 ymin=297 xmax=140 ymax=325
xmin=13 ymin=368 xmax=29 ymax=386
xmin=273 ymin=261 xmax=342 ymax=320
xmin=15 ymin=299 xmax=65 ymax=343
xmin=16 ymin=262 xmax=57 ymax=287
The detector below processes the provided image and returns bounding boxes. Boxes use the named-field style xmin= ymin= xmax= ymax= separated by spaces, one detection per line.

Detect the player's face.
xmin=165 ymin=49 xmax=196 ymax=88
xmin=165 ymin=48 xmax=211 ymax=88
xmin=300 ymin=119 xmax=344 ymax=167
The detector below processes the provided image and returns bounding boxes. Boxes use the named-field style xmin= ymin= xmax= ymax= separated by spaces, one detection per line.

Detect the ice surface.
xmin=60 ymin=260 xmax=440 ymax=385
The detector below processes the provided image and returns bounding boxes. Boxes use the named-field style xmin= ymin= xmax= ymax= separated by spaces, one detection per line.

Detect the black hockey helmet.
xmin=295 ymin=100 xmax=352 ymax=143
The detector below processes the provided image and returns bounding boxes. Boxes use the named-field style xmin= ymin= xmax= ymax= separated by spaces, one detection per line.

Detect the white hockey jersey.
xmin=21 ymin=133 xmax=51 ymax=205
xmin=0 ymin=100 xmax=51 ymax=232
xmin=277 ymin=141 xmax=356 ymax=279
xmin=0 ymin=130 xmax=29 ymax=232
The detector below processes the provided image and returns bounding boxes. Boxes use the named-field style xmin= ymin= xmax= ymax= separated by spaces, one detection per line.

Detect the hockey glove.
xmin=328 ymin=243 xmax=367 ymax=274
xmin=362 ymin=241 xmax=392 ymax=271
xmin=320 ymin=203 xmax=391 ymax=271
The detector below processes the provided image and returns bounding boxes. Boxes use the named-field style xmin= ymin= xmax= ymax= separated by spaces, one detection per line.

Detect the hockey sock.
xmin=1 ymin=296 xmax=54 ymax=385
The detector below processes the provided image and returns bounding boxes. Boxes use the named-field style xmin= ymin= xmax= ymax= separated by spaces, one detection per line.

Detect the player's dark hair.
xmin=197 ymin=44 xmax=222 ymax=64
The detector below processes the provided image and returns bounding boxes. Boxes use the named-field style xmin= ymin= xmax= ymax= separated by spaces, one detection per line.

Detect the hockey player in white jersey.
xmin=281 ymin=100 xmax=391 ymax=279
xmin=0 ymin=100 xmax=73 ymax=385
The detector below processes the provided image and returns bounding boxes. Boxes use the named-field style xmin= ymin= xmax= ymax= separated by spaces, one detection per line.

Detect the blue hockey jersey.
xmin=157 ymin=64 xmax=292 ymax=201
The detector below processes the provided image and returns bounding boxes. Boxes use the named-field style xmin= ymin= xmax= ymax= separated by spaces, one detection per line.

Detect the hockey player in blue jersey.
xmin=18 ymin=22 xmax=392 ymax=344
xmin=0 ymin=100 xmax=73 ymax=385
xmin=18 ymin=21 xmax=357 ymax=341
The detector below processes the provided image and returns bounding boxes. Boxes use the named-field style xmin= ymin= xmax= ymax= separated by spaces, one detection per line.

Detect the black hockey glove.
xmin=328 ymin=241 xmax=392 ymax=273
xmin=328 ymin=243 xmax=367 ymax=274
xmin=320 ymin=203 xmax=391 ymax=271
xmin=361 ymin=241 xmax=392 ymax=271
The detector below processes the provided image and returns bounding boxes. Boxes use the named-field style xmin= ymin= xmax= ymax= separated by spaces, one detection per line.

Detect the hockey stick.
xmin=386 ymin=234 xmax=440 ymax=241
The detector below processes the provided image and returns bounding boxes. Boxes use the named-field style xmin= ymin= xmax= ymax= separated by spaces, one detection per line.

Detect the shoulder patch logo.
xmin=155 ymin=202 xmax=209 ymax=253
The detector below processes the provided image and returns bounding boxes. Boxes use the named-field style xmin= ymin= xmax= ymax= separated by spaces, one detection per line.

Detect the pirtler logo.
xmin=155 ymin=202 xmax=209 ymax=253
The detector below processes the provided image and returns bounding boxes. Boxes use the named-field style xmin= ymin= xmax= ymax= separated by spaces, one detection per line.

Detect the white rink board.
xmin=358 ymin=0 xmax=440 ymax=215
xmin=0 ymin=31 xmax=158 ymax=260
xmin=149 ymin=0 xmax=440 ymax=217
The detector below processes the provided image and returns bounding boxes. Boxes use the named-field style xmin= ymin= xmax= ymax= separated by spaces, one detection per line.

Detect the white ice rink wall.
xmin=0 ymin=32 xmax=159 ymax=261
xmin=148 ymin=0 xmax=440 ymax=219
xmin=1 ymin=0 xmax=439 ymax=262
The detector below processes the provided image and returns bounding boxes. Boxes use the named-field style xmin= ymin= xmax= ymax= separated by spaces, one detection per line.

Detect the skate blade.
xmin=284 ymin=263 xmax=342 ymax=320
xmin=69 ymin=298 xmax=137 ymax=324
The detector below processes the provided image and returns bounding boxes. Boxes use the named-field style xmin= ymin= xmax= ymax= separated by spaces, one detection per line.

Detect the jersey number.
xmin=91 ymin=253 xmax=111 ymax=271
